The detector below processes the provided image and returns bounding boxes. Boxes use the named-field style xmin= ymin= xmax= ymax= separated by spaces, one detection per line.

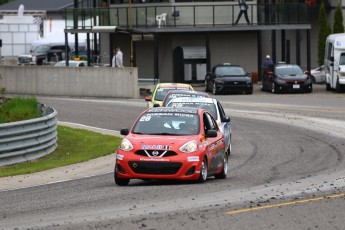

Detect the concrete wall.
xmin=0 ymin=65 xmax=139 ymax=99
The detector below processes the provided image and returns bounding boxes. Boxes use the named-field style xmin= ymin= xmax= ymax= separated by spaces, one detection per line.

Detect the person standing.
xmin=263 ymin=55 xmax=273 ymax=70
xmin=112 ymin=47 xmax=123 ymax=67
xmin=234 ymin=0 xmax=250 ymax=25
xmin=261 ymin=54 xmax=274 ymax=81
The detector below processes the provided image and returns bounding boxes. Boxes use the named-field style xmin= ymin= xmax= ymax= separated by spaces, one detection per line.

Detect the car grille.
xmin=18 ymin=57 xmax=31 ymax=64
xmin=128 ymin=161 xmax=182 ymax=174
xmin=285 ymin=80 xmax=305 ymax=84
xmin=135 ymin=150 xmax=177 ymax=157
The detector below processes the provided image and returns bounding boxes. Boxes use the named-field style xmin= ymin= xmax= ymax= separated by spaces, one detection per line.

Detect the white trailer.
xmin=324 ymin=33 xmax=345 ymax=92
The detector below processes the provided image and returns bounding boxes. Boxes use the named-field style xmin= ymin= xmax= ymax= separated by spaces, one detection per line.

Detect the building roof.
xmin=0 ymin=0 xmax=73 ymax=12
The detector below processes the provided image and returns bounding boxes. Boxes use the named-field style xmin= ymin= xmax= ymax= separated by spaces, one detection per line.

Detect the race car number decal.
xmin=140 ymin=115 xmax=152 ymax=121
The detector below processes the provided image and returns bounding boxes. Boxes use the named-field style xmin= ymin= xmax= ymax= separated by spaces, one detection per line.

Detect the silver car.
xmin=310 ymin=65 xmax=326 ymax=84
xmin=166 ymin=97 xmax=232 ymax=155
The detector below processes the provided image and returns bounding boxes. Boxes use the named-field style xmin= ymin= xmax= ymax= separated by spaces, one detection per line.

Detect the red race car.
xmin=114 ymin=107 xmax=228 ymax=186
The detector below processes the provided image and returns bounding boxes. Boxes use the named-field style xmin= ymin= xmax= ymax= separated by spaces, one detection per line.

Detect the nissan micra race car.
xmin=145 ymin=83 xmax=194 ymax=108
xmin=114 ymin=107 xmax=228 ymax=186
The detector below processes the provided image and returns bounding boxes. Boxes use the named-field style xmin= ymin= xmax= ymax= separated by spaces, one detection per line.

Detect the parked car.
xmin=145 ymin=83 xmax=194 ymax=108
xmin=310 ymin=65 xmax=326 ymax=84
xmin=114 ymin=107 xmax=228 ymax=186
xmin=260 ymin=63 xmax=313 ymax=93
xmin=205 ymin=63 xmax=253 ymax=95
xmin=18 ymin=45 xmax=70 ymax=65
xmin=166 ymin=97 xmax=232 ymax=155
xmin=54 ymin=60 xmax=88 ymax=67
xmin=161 ymin=90 xmax=209 ymax=107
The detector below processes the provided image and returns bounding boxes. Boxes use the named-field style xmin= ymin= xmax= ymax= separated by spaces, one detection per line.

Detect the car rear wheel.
xmin=326 ymin=83 xmax=331 ymax=91
xmin=114 ymin=168 xmax=130 ymax=186
xmin=212 ymin=83 xmax=218 ymax=95
xmin=215 ymin=153 xmax=228 ymax=179
xmin=227 ymin=135 xmax=232 ymax=156
xmin=197 ymin=157 xmax=208 ymax=183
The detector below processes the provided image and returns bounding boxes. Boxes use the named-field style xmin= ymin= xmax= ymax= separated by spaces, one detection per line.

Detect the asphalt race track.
xmin=1 ymin=84 xmax=345 ymax=230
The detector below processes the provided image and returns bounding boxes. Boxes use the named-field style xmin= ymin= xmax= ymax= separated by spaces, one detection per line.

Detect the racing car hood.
xmin=126 ymin=134 xmax=199 ymax=150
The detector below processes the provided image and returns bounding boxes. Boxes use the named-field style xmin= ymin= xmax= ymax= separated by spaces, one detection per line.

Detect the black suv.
xmin=18 ymin=45 xmax=69 ymax=65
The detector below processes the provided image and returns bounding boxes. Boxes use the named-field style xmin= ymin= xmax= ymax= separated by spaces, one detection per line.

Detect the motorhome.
xmin=324 ymin=33 xmax=345 ymax=93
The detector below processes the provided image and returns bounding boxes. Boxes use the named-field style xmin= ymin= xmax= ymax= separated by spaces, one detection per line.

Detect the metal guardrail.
xmin=0 ymin=104 xmax=58 ymax=166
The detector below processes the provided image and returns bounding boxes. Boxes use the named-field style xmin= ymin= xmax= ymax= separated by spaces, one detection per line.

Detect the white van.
xmin=324 ymin=33 xmax=345 ymax=92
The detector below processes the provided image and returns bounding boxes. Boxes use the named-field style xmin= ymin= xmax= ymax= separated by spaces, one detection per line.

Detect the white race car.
xmin=166 ymin=97 xmax=232 ymax=155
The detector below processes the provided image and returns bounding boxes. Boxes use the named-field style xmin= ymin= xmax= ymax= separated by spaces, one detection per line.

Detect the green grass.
xmin=0 ymin=97 xmax=40 ymax=123
xmin=0 ymin=125 xmax=121 ymax=177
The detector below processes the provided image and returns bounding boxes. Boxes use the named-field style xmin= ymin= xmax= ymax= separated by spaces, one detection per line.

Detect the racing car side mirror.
xmin=222 ymin=116 xmax=230 ymax=122
xmin=120 ymin=128 xmax=129 ymax=135
xmin=205 ymin=130 xmax=218 ymax=138
xmin=145 ymin=96 xmax=151 ymax=101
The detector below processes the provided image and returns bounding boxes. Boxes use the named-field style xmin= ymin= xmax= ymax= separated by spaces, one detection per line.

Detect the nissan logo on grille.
xmin=152 ymin=150 xmax=159 ymax=156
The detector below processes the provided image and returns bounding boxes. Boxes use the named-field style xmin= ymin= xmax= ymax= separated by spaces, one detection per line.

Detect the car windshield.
xmin=154 ymin=87 xmax=191 ymax=101
xmin=132 ymin=111 xmax=200 ymax=135
xmin=32 ymin=46 xmax=50 ymax=53
xmin=339 ymin=53 xmax=345 ymax=65
xmin=166 ymin=101 xmax=217 ymax=119
xmin=215 ymin=66 xmax=246 ymax=76
xmin=275 ymin=65 xmax=303 ymax=75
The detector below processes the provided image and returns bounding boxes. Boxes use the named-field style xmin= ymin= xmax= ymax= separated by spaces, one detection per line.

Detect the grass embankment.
xmin=0 ymin=97 xmax=39 ymax=123
xmin=0 ymin=97 xmax=121 ymax=177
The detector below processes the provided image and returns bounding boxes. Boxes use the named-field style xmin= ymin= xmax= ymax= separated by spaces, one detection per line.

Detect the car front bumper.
xmin=115 ymin=151 xmax=204 ymax=180
xmin=275 ymin=81 xmax=312 ymax=92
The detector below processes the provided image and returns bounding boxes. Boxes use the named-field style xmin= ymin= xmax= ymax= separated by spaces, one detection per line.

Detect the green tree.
xmin=0 ymin=0 xmax=12 ymax=5
xmin=333 ymin=4 xmax=344 ymax=33
xmin=318 ymin=2 xmax=331 ymax=66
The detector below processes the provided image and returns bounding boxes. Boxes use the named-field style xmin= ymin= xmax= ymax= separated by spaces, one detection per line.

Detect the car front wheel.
xmin=197 ymin=157 xmax=208 ymax=183
xmin=114 ymin=168 xmax=130 ymax=186
xmin=271 ymin=82 xmax=276 ymax=94
xmin=205 ymin=80 xmax=209 ymax=92
xmin=212 ymin=83 xmax=218 ymax=95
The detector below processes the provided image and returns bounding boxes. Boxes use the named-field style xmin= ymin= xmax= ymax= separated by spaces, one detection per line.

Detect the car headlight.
xmin=120 ymin=138 xmax=133 ymax=151
xmin=180 ymin=140 xmax=198 ymax=153
xmin=32 ymin=56 xmax=37 ymax=62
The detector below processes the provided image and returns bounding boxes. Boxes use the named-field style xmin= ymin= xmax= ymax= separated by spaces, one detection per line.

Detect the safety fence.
xmin=0 ymin=104 xmax=58 ymax=166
